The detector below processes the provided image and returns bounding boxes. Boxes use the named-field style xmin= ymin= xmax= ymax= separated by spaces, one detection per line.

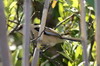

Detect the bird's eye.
xmin=34 ymin=27 xmax=39 ymax=31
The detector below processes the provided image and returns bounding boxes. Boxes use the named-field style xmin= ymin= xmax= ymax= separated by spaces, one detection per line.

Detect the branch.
xmin=31 ymin=0 xmax=51 ymax=66
xmin=95 ymin=0 xmax=100 ymax=65
xmin=80 ymin=0 xmax=88 ymax=66
xmin=0 ymin=1 xmax=12 ymax=66
xmin=22 ymin=0 xmax=31 ymax=66
xmin=55 ymin=14 xmax=75 ymax=29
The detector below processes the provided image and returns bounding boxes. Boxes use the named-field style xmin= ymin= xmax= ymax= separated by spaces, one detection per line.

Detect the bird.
xmin=31 ymin=24 xmax=63 ymax=47
xmin=17 ymin=24 xmax=81 ymax=47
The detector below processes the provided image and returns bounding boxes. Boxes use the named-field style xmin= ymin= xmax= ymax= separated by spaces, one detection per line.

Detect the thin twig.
xmin=31 ymin=29 xmax=45 ymax=42
xmin=55 ymin=14 xmax=74 ymax=29
xmin=7 ymin=24 xmax=14 ymax=28
xmin=8 ymin=2 xmax=24 ymax=35
xmin=8 ymin=13 xmax=23 ymax=35
xmin=8 ymin=20 xmax=18 ymax=24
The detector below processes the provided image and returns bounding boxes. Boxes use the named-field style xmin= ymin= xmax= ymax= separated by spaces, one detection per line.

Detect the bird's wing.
xmin=44 ymin=27 xmax=61 ymax=38
xmin=33 ymin=25 xmax=61 ymax=38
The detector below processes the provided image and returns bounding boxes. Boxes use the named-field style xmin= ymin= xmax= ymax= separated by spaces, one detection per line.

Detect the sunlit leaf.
xmin=93 ymin=21 xmax=96 ymax=30
xmin=52 ymin=0 xmax=57 ymax=8
xmin=9 ymin=1 xmax=17 ymax=9
xmin=94 ymin=61 xmax=97 ymax=66
xmin=87 ymin=6 xmax=94 ymax=11
xmin=91 ymin=14 xmax=95 ymax=19
xmin=92 ymin=41 xmax=96 ymax=60
xmin=71 ymin=0 xmax=78 ymax=8
xmin=12 ymin=49 xmax=20 ymax=65
xmin=33 ymin=17 xmax=40 ymax=24
xmin=8 ymin=22 xmax=16 ymax=32
xmin=58 ymin=17 xmax=63 ymax=22
xmin=58 ymin=2 xmax=64 ymax=17
xmin=59 ymin=52 xmax=73 ymax=62
xmin=68 ymin=61 xmax=73 ymax=66
xmin=75 ymin=45 xmax=82 ymax=59
xmin=18 ymin=48 xmax=23 ymax=58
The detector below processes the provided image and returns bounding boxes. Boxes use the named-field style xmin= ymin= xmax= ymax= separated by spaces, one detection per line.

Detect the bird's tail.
xmin=61 ymin=36 xmax=81 ymax=42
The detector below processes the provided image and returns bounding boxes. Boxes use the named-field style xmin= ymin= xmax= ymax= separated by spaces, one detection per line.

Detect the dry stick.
xmin=95 ymin=0 xmax=100 ymax=66
xmin=55 ymin=14 xmax=74 ymax=29
xmin=31 ymin=0 xmax=51 ymax=66
xmin=8 ymin=20 xmax=18 ymax=24
xmin=80 ymin=0 xmax=88 ymax=66
xmin=22 ymin=0 xmax=31 ymax=66
xmin=0 ymin=1 xmax=12 ymax=66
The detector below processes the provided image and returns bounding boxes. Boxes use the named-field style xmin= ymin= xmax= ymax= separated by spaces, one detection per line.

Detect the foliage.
xmin=3 ymin=0 xmax=96 ymax=66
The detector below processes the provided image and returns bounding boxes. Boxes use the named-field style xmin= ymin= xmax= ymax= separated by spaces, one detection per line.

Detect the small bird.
xmin=30 ymin=24 xmax=63 ymax=47
xmin=17 ymin=24 xmax=80 ymax=47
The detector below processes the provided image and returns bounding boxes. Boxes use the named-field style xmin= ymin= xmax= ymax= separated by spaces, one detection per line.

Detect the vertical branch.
xmin=80 ymin=0 xmax=88 ymax=66
xmin=0 ymin=0 xmax=12 ymax=66
xmin=22 ymin=0 xmax=31 ymax=66
xmin=32 ymin=0 xmax=51 ymax=66
xmin=38 ymin=0 xmax=51 ymax=39
xmin=95 ymin=0 xmax=100 ymax=66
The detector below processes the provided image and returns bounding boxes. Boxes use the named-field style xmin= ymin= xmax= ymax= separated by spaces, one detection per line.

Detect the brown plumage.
xmin=30 ymin=24 xmax=63 ymax=47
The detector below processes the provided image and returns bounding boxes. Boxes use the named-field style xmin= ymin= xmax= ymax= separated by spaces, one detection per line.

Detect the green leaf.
xmin=12 ymin=49 xmax=20 ymax=65
xmin=58 ymin=2 xmax=64 ymax=18
xmin=56 ymin=25 xmax=64 ymax=33
xmin=68 ymin=61 xmax=73 ymax=66
xmin=92 ymin=41 xmax=96 ymax=60
xmin=12 ymin=48 xmax=23 ymax=65
xmin=93 ymin=21 xmax=96 ymax=30
xmin=9 ymin=1 xmax=17 ymax=9
xmin=15 ymin=60 xmax=22 ymax=66
xmin=86 ymin=0 xmax=94 ymax=8
xmin=58 ymin=17 xmax=64 ymax=22
xmin=71 ymin=0 xmax=78 ymax=8
xmin=70 ymin=30 xmax=79 ymax=37
xmin=75 ymin=45 xmax=82 ymax=59
xmin=33 ymin=17 xmax=40 ymax=24
xmin=59 ymin=52 xmax=73 ymax=62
